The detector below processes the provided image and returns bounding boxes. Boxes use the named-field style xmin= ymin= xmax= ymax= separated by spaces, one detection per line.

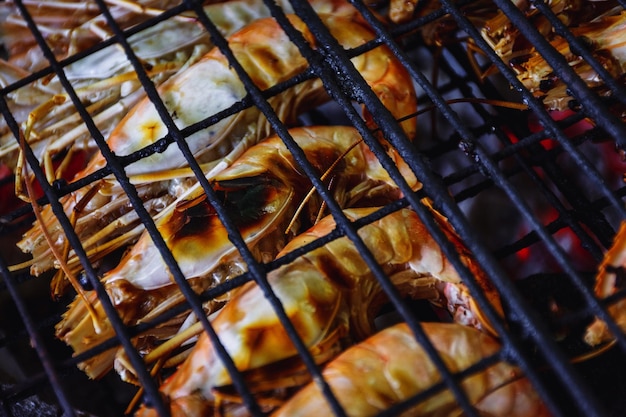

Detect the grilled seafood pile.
xmin=0 ymin=0 xmax=210 ymax=182
xmin=0 ymin=0 xmax=363 ymax=184
xmin=56 ymin=125 xmax=420 ymax=380
xmin=135 ymin=206 xmax=506 ymax=416
xmin=14 ymin=10 xmax=417 ymax=299
xmin=508 ymin=9 xmax=626 ymax=111
xmin=7 ymin=0 xmax=623 ymax=416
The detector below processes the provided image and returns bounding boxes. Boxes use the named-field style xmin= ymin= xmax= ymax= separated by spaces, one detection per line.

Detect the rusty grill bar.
xmin=1 ymin=0 xmax=626 ymax=416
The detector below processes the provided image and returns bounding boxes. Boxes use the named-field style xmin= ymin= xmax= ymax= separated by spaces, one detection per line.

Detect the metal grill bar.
xmin=5 ymin=0 xmax=170 ymax=414
xmin=308 ymin=7 xmax=586 ymax=417
xmin=378 ymin=351 xmax=506 ymax=416
xmin=344 ymin=0 xmax=614 ymax=415
xmin=88 ymin=0 xmax=274 ymax=414
xmin=184 ymin=0 xmax=349 ymax=414
xmin=437 ymin=2 xmax=626 ymax=218
xmin=439 ymin=0 xmax=626 ymax=360
xmin=530 ymin=0 xmax=626 ymax=105
xmin=264 ymin=2 xmax=516 ymax=413
xmin=0 ymin=2 xmax=188 ymax=99
xmin=1 ymin=0 xmax=625 ymax=415
xmin=0 ymin=191 xmax=73 ymax=416
xmin=191 ymin=1 xmax=491 ymax=414
xmin=501 ymin=143 xmax=608 ymax=257
xmin=425 ymin=7 xmax=620 ymax=417
xmin=261 ymin=3 xmax=485 ymax=415
xmin=433 ymin=43 xmax=613 ymax=260
xmin=489 ymin=0 xmax=626 ymax=149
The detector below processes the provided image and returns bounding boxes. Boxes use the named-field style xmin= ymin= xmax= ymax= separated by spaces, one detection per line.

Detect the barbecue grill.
xmin=1 ymin=0 xmax=626 ymax=415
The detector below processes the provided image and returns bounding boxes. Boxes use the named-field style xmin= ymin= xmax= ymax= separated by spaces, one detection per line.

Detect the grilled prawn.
xmin=515 ymin=10 xmax=626 ymax=110
xmin=17 ymin=12 xmax=417 ymax=295
xmin=55 ymin=125 xmax=420 ymax=380
xmin=273 ymin=322 xmax=550 ymax=417
xmin=474 ymin=0 xmax=626 ymax=111
xmin=0 ymin=0 xmax=208 ymax=172
xmin=1 ymin=0 xmax=187 ymax=72
xmin=584 ymin=221 xmax=626 ymax=346
xmin=134 ymin=206 xmax=502 ymax=416
xmin=0 ymin=0 xmax=364 ymax=178
xmin=391 ymin=0 xmax=625 ymax=111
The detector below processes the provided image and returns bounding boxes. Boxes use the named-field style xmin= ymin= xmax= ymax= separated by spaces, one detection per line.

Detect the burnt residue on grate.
xmin=1 ymin=0 xmax=626 ymax=416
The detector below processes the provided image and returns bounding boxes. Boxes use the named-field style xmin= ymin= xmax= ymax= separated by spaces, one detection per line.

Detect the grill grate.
xmin=1 ymin=0 xmax=626 ymax=416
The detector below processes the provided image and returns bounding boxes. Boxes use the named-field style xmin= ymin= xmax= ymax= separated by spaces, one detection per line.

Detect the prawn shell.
xmin=79 ymin=14 xmax=316 ymax=178
xmin=272 ymin=322 xmax=550 ymax=417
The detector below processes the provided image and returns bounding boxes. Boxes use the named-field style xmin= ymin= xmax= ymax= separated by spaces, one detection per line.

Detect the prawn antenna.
xmin=393 ymin=97 xmax=528 ymax=128
xmin=50 ymin=182 xmax=103 ymax=295
xmin=125 ymin=319 xmax=206 ymax=413
xmin=570 ymin=339 xmax=617 ymax=363
xmin=125 ymin=357 xmax=166 ymax=415
xmin=284 ymin=139 xmax=364 ymax=235
xmin=18 ymin=130 xmax=103 ymax=334
xmin=414 ymin=97 xmax=528 ymax=117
